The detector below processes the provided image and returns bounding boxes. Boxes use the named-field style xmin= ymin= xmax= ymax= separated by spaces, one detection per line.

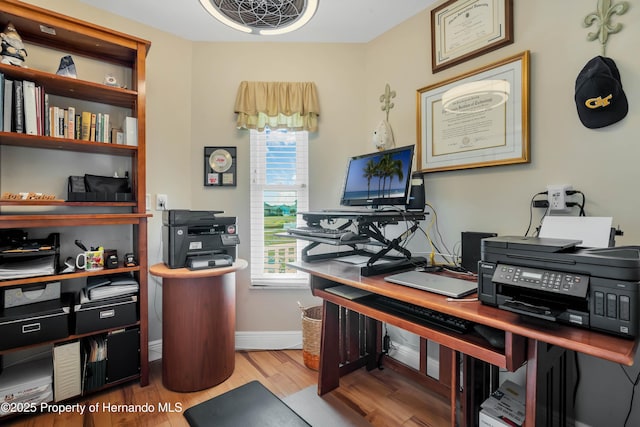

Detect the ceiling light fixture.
xmin=199 ymin=0 xmax=319 ymax=36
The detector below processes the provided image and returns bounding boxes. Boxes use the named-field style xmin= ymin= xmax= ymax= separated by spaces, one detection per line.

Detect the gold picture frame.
xmin=417 ymin=51 xmax=529 ymax=173
xmin=431 ymin=0 xmax=514 ymax=73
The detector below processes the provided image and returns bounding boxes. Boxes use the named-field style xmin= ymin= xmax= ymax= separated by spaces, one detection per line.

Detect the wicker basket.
xmin=300 ymin=305 xmax=322 ymax=371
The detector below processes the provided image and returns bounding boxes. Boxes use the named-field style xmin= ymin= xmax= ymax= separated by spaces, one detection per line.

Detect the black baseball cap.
xmin=574 ymin=56 xmax=628 ymax=129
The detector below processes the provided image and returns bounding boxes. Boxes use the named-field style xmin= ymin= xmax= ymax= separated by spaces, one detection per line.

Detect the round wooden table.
xmin=149 ymin=259 xmax=248 ymax=392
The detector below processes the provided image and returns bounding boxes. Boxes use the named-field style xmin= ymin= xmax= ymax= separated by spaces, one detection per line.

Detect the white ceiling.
xmin=79 ymin=0 xmax=436 ymax=43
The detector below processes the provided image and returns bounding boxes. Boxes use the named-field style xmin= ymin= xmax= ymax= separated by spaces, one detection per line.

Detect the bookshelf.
xmin=0 ymin=0 xmax=150 ymax=413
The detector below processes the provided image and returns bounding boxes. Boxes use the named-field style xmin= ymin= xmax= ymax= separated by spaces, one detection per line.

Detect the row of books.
xmin=0 ymin=73 xmax=132 ymax=144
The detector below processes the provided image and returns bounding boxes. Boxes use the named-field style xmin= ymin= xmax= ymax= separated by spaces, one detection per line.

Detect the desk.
xmin=149 ymin=260 xmax=248 ymax=392
xmin=291 ymin=260 xmax=638 ymax=426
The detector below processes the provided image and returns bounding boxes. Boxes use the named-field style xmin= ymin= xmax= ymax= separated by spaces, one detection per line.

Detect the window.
xmin=249 ymin=128 xmax=309 ymax=287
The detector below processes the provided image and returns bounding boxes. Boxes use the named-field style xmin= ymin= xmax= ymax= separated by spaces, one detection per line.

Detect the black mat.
xmin=184 ymin=380 xmax=311 ymax=427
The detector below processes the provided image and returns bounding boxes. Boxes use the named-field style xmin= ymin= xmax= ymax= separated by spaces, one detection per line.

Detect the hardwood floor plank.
xmin=3 ymin=351 xmax=449 ymax=427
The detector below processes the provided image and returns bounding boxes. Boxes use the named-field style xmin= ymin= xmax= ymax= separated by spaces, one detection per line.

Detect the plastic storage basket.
xmin=300 ymin=304 xmax=322 ymax=370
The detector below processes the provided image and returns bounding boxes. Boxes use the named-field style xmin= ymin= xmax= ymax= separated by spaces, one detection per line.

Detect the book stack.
xmin=0 ymin=357 xmax=53 ymax=418
xmin=0 ymin=73 xmax=114 ymax=142
xmin=479 ymin=380 xmax=526 ymax=427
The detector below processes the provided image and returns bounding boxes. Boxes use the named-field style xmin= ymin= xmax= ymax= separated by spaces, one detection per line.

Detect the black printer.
xmin=162 ymin=210 xmax=240 ymax=269
xmin=478 ymin=236 xmax=640 ymax=338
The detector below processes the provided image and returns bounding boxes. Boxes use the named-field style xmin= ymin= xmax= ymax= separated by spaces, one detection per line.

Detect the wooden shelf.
xmin=0 ymin=63 xmax=138 ymax=108
xmin=0 ymin=265 xmax=141 ymax=288
xmin=0 ymin=213 xmax=151 ymax=228
xmin=0 ymin=131 xmax=139 ymax=155
xmin=0 ymin=199 xmax=137 ymax=207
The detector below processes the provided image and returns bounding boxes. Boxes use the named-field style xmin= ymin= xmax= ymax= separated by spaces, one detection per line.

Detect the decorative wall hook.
xmin=583 ymin=0 xmax=629 ymax=56
xmin=379 ymin=83 xmax=396 ymax=121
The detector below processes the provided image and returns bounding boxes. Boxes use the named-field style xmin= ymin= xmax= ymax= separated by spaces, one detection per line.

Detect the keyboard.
xmin=367 ymin=295 xmax=474 ymax=334
xmin=288 ymin=226 xmax=352 ymax=239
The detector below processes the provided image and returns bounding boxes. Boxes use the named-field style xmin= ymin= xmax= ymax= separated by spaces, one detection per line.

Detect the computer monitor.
xmin=340 ymin=145 xmax=414 ymax=209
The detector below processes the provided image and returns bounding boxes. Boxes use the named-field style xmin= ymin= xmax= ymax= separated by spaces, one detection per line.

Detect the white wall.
xmin=17 ymin=1 xmax=640 ymax=424
xmin=363 ymin=2 xmax=640 ymax=426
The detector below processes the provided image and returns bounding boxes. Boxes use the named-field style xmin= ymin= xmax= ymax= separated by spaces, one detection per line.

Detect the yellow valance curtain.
xmin=234 ymin=81 xmax=320 ymax=132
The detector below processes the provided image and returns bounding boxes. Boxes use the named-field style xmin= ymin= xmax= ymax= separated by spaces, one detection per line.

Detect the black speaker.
xmin=461 ymin=231 xmax=497 ymax=273
xmin=406 ymin=172 xmax=425 ymax=211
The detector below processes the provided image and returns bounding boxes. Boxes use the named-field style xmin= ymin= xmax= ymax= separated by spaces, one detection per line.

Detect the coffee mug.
xmin=76 ymin=249 xmax=104 ymax=271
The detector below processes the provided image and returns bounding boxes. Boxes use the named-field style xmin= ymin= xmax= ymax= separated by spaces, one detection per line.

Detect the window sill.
xmin=250 ymin=278 xmax=309 ymax=290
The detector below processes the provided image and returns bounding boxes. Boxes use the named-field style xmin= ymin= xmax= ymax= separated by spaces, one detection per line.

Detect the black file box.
xmin=106 ymin=327 xmax=140 ymax=383
xmin=74 ymin=295 xmax=138 ymax=334
xmin=0 ymin=299 xmax=70 ymax=350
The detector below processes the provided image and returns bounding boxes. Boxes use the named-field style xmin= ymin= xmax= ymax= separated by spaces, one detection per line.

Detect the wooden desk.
xmin=149 ymin=260 xmax=248 ymax=392
xmin=291 ymin=260 xmax=638 ymax=426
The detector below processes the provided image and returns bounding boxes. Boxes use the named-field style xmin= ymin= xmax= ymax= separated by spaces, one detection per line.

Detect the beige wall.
xmin=15 ymin=1 xmax=640 ymax=423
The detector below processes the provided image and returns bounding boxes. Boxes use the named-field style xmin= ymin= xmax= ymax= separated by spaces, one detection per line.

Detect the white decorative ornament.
xmin=372 ymin=120 xmax=395 ymax=151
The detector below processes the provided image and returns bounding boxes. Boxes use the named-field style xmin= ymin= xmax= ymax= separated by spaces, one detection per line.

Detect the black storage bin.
xmin=74 ymin=295 xmax=138 ymax=334
xmin=106 ymin=327 xmax=140 ymax=383
xmin=0 ymin=299 xmax=70 ymax=350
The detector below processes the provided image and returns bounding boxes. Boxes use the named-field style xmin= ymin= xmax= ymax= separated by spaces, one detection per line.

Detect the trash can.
xmin=300 ymin=304 xmax=322 ymax=370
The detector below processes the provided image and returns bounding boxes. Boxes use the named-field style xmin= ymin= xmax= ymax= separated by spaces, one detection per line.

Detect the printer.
xmin=478 ymin=236 xmax=640 ymax=338
xmin=162 ymin=210 xmax=240 ymax=269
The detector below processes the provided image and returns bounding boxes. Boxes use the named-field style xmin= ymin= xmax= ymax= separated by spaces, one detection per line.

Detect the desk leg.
xmin=318 ymin=300 xmax=340 ymax=395
xmin=525 ymin=339 xmax=576 ymax=427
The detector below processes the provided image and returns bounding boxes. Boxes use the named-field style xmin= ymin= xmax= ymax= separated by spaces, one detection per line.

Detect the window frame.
xmin=249 ymin=128 xmax=310 ymax=288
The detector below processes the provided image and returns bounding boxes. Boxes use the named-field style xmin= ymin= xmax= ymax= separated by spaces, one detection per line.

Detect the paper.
xmin=539 ymin=216 xmax=613 ymax=248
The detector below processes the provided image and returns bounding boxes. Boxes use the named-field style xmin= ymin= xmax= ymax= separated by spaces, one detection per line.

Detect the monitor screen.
xmin=340 ymin=145 xmax=415 ymax=208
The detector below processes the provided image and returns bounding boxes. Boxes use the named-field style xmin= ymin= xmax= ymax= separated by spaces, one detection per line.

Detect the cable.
xmin=525 ymin=191 xmax=547 ymax=236
xmin=620 ymin=364 xmax=640 ymax=426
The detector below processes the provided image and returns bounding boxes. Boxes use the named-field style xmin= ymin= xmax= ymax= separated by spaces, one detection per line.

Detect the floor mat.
xmin=184 ymin=380 xmax=310 ymax=427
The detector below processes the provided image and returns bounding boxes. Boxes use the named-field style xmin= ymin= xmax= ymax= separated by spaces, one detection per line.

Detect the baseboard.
xmin=147 ymin=331 xmax=302 ymax=362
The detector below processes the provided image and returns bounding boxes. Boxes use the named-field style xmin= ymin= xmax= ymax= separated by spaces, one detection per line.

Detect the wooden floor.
xmin=4 ymin=350 xmax=450 ymax=427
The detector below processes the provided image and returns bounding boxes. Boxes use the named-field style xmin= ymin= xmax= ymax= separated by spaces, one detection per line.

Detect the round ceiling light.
xmin=199 ymin=0 xmax=319 ymax=35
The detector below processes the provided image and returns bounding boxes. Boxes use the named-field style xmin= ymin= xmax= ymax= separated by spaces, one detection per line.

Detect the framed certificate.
xmin=417 ymin=51 xmax=529 ymax=173
xmin=431 ymin=0 xmax=513 ymax=73
xmin=204 ymin=146 xmax=237 ymax=187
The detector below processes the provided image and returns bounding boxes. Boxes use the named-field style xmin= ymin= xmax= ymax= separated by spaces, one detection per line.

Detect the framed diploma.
xmin=431 ymin=0 xmax=513 ymax=73
xmin=417 ymin=51 xmax=529 ymax=173
xmin=204 ymin=146 xmax=237 ymax=186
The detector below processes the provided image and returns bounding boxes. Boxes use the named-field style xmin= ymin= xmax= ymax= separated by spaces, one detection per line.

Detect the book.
xmin=102 ymin=113 xmax=110 ymax=142
xmin=13 ymin=80 xmax=24 ymax=133
xmin=89 ymin=113 xmax=97 ymax=141
xmin=3 ymin=79 xmax=12 ymax=132
xmin=75 ymin=114 xmax=81 ymax=139
xmin=67 ymin=106 xmax=75 ymax=139
xmin=81 ymin=111 xmax=91 ymax=140
xmin=22 ymin=80 xmax=37 ymax=135
xmin=0 ymin=73 xmax=4 ymax=131
xmin=123 ymin=116 xmax=137 ymax=146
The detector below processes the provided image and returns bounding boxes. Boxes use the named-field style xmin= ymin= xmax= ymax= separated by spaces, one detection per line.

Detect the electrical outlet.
xmin=156 ymin=194 xmax=167 ymax=211
xmin=547 ymin=184 xmax=572 ymax=212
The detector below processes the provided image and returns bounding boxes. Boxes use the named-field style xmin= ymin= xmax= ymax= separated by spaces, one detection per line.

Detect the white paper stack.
xmin=0 ymin=357 xmax=53 ymax=417
xmin=53 ymin=341 xmax=81 ymax=401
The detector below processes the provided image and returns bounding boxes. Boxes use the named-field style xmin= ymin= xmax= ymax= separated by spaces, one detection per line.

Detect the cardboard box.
xmin=479 ymin=380 xmax=526 ymax=426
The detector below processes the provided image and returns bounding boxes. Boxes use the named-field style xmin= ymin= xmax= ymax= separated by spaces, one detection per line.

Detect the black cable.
xmin=525 ymin=191 xmax=547 ymax=236
xmin=620 ymin=364 xmax=640 ymax=426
